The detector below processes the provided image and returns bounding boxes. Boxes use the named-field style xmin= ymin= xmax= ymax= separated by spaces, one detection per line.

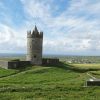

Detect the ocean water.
xmin=0 ymin=53 xmax=63 ymax=58
xmin=0 ymin=53 xmax=25 ymax=57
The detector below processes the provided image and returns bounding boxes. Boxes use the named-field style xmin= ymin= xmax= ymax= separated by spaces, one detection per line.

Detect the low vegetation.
xmin=0 ymin=62 xmax=100 ymax=100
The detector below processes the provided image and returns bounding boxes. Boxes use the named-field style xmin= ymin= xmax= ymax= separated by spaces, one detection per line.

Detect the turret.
xmin=26 ymin=25 xmax=43 ymax=65
xmin=27 ymin=31 xmax=32 ymax=38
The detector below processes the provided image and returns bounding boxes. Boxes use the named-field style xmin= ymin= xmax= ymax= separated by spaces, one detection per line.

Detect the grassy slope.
xmin=0 ymin=68 xmax=18 ymax=78
xmin=72 ymin=64 xmax=100 ymax=78
xmin=0 ymin=63 xmax=100 ymax=100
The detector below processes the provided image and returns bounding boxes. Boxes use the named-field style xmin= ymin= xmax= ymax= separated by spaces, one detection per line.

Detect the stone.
xmin=26 ymin=25 xmax=43 ymax=65
xmin=86 ymin=79 xmax=100 ymax=86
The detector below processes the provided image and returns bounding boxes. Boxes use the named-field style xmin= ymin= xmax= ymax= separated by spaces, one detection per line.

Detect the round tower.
xmin=26 ymin=26 xmax=43 ymax=65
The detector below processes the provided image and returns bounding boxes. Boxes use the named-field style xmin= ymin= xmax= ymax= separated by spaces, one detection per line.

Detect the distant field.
xmin=72 ymin=64 xmax=100 ymax=69
xmin=59 ymin=56 xmax=100 ymax=63
xmin=0 ymin=62 xmax=100 ymax=100
xmin=1 ymin=55 xmax=100 ymax=63
xmin=71 ymin=63 xmax=100 ymax=78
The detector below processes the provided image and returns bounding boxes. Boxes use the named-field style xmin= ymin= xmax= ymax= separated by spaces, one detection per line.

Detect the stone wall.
xmin=8 ymin=61 xmax=31 ymax=69
xmin=27 ymin=37 xmax=43 ymax=65
xmin=42 ymin=58 xmax=59 ymax=65
xmin=0 ymin=60 xmax=31 ymax=69
xmin=0 ymin=61 xmax=8 ymax=69
xmin=0 ymin=58 xmax=59 ymax=69
xmin=86 ymin=80 xmax=100 ymax=86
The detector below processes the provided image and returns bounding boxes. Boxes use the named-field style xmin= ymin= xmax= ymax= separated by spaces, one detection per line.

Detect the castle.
xmin=0 ymin=26 xmax=59 ymax=69
xmin=26 ymin=26 xmax=43 ymax=65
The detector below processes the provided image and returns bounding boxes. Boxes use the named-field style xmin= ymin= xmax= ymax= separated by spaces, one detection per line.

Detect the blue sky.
xmin=0 ymin=0 xmax=100 ymax=55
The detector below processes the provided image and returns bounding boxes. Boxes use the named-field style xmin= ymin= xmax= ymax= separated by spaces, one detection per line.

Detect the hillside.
xmin=0 ymin=63 xmax=100 ymax=100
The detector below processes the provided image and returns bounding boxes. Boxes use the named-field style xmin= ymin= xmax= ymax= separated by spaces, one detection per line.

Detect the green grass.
xmin=72 ymin=64 xmax=100 ymax=69
xmin=0 ymin=63 xmax=100 ymax=100
xmin=0 ymin=68 xmax=18 ymax=78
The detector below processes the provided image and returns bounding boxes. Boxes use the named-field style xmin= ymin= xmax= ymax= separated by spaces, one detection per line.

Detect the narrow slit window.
xmin=34 ymin=55 xmax=36 ymax=58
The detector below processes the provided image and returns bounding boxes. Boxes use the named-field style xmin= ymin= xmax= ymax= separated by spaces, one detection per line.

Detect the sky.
xmin=0 ymin=0 xmax=100 ymax=55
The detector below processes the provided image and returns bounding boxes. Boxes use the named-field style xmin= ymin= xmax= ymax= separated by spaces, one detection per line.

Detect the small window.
xmin=34 ymin=55 xmax=36 ymax=58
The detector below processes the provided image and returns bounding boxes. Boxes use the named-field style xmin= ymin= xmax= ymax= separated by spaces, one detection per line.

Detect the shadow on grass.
xmin=43 ymin=62 xmax=100 ymax=73
xmin=17 ymin=65 xmax=33 ymax=71
xmin=0 ymin=65 xmax=33 ymax=79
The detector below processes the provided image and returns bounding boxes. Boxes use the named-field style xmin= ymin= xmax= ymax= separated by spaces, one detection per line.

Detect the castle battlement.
xmin=27 ymin=31 xmax=32 ymax=38
xmin=27 ymin=26 xmax=43 ymax=38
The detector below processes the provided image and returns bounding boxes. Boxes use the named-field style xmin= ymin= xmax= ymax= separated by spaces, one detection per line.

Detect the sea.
xmin=0 ymin=53 xmax=99 ymax=58
xmin=0 ymin=53 xmax=71 ymax=58
xmin=0 ymin=53 xmax=25 ymax=58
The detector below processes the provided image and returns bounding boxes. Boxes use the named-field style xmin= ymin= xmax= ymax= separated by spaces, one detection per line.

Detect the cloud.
xmin=0 ymin=23 xmax=26 ymax=53
xmin=0 ymin=0 xmax=100 ymax=55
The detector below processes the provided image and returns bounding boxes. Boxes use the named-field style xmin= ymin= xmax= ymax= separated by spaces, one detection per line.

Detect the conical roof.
xmin=34 ymin=25 xmax=38 ymax=33
xmin=31 ymin=25 xmax=43 ymax=38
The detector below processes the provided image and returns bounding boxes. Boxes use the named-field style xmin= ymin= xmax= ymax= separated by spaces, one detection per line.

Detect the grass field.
xmin=0 ymin=62 xmax=100 ymax=100
xmin=72 ymin=64 xmax=100 ymax=69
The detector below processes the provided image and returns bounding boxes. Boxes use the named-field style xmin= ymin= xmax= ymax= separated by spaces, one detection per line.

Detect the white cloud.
xmin=0 ymin=0 xmax=100 ymax=55
xmin=20 ymin=0 xmax=51 ymax=19
xmin=0 ymin=24 xmax=26 ymax=53
xmin=15 ymin=0 xmax=100 ymax=54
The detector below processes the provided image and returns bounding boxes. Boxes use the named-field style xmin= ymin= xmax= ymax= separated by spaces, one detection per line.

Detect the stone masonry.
xmin=26 ymin=26 xmax=43 ymax=65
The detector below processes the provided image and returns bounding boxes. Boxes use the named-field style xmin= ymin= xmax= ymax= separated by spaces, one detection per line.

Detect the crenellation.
xmin=40 ymin=32 xmax=43 ymax=38
xmin=27 ymin=31 xmax=32 ymax=38
xmin=32 ymin=31 xmax=43 ymax=38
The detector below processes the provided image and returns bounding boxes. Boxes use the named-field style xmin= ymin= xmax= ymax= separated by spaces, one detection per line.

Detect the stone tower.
xmin=26 ymin=25 xmax=43 ymax=65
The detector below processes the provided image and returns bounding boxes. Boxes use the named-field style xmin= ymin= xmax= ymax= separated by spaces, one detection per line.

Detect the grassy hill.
xmin=0 ymin=63 xmax=100 ymax=100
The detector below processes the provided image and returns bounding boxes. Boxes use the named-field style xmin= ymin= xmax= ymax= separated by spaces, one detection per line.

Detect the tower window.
xmin=34 ymin=55 xmax=36 ymax=58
